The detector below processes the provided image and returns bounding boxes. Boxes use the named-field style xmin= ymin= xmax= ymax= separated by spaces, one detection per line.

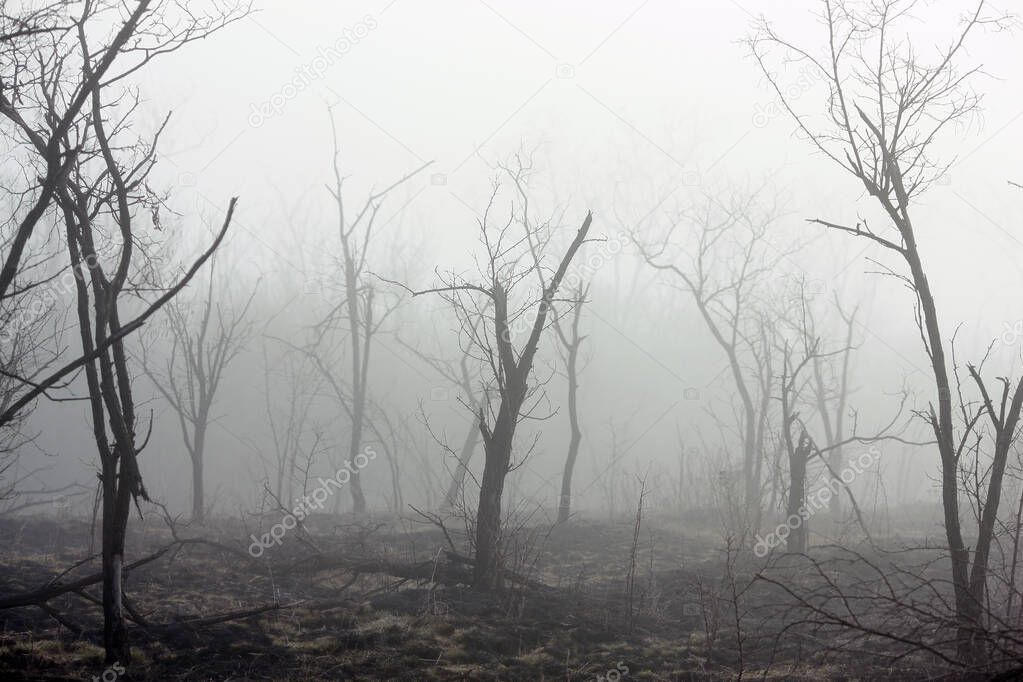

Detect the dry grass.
xmin=0 ymin=513 xmax=955 ymax=680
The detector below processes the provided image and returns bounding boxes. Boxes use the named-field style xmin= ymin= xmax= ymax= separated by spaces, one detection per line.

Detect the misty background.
xmin=14 ymin=0 xmax=1023 ymax=524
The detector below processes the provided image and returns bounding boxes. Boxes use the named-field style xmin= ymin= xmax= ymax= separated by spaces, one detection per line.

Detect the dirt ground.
xmin=0 ymin=511 xmax=961 ymax=680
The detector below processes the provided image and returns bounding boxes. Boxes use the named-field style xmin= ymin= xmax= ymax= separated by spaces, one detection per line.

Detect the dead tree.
xmin=554 ymin=281 xmax=589 ymax=523
xmin=498 ymin=154 xmax=591 ymax=525
xmin=142 ymin=259 xmax=256 ymax=521
xmin=0 ymin=1 xmax=141 ymax=506
xmin=753 ymin=0 xmax=1021 ymax=661
xmin=317 ymin=112 xmax=430 ymax=515
xmin=392 ymin=184 xmax=593 ymax=589
xmin=776 ymin=323 xmax=821 ymax=555
xmin=258 ymin=341 xmax=325 ymax=507
xmin=0 ymin=1 xmax=135 ymax=304
xmin=635 ymin=189 xmax=787 ymax=523
xmin=0 ymin=1 xmax=248 ymax=666
xmin=58 ymin=128 xmax=236 ymax=666
xmin=772 ymin=279 xmax=910 ymax=554
xmin=810 ymin=299 xmax=858 ymax=518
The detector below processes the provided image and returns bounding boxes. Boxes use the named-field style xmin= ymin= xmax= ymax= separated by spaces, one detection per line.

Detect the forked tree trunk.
xmin=468 ymin=212 xmax=592 ymax=590
xmin=66 ymin=202 xmax=137 ymax=666
xmin=961 ymin=367 xmax=1023 ymax=662
xmin=473 ymin=313 xmax=526 ymax=591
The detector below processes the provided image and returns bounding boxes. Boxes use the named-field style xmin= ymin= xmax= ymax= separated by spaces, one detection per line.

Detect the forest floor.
xmin=0 ymin=508 xmax=961 ymax=680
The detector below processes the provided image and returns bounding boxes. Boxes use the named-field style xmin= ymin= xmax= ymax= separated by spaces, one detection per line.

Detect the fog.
xmin=3 ymin=0 xmax=1023 ymax=678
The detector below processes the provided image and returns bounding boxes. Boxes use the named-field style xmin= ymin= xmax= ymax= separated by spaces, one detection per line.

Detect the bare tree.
xmin=142 ymin=259 xmax=256 ymax=521
xmin=316 ymin=112 xmax=430 ymax=515
xmin=0 ymin=1 xmax=140 ymax=305
xmin=0 ymin=1 xmax=248 ymax=666
xmin=753 ymin=0 xmax=1021 ymax=661
xmin=770 ymin=278 xmax=909 ymax=554
xmin=776 ymin=309 xmax=822 ymax=555
xmin=58 ymin=138 xmax=236 ymax=666
xmin=635 ymin=189 xmax=787 ymax=522
xmin=393 ymin=182 xmax=593 ymax=589
xmin=810 ymin=299 xmax=859 ymax=518
xmin=258 ymin=340 xmax=326 ymax=507
xmin=554 ymin=281 xmax=589 ymax=523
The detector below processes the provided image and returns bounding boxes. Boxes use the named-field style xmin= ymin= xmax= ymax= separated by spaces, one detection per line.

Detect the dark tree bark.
xmin=399 ymin=205 xmax=593 ymax=590
xmin=753 ymin=0 xmax=1019 ymax=662
xmin=783 ymin=430 xmax=811 ymax=554
xmin=476 ymin=213 xmax=592 ymax=588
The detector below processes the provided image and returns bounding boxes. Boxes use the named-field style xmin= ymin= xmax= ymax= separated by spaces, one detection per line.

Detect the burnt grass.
xmin=0 ymin=511 xmax=959 ymax=680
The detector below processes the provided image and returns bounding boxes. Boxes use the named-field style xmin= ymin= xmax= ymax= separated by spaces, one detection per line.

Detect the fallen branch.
xmin=0 ymin=544 xmax=173 ymax=610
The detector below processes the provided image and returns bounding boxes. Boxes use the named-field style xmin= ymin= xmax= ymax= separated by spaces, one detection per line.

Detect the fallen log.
xmin=0 ymin=544 xmax=172 ymax=610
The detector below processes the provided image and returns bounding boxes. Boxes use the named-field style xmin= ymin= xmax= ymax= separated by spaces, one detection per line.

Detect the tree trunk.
xmin=557 ymin=426 xmax=581 ymax=523
xmin=785 ymin=432 xmax=809 ymax=554
xmin=347 ymin=332 xmax=368 ymax=515
xmin=191 ymin=423 xmax=206 ymax=522
xmin=100 ymin=458 xmax=130 ymax=665
xmin=191 ymin=453 xmax=204 ymax=522
xmin=468 ymin=211 xmax=592 ymax=590
xmin=474 ymin=427 xmax=512 ymax=590
xmin=553 ymin=287 xmax=586 ymax=524
xmin=557 ymin=341 xmax=582 ymax=523
xmin=902 ymin=250 xmax=971 ymax=659
xmin=826 ymin=445 xmax=843 ymax=517
xmin=963 ymin=370 xmax=1023 ymax=663
xmin=348 ymin=426 xmax=367 ymax=515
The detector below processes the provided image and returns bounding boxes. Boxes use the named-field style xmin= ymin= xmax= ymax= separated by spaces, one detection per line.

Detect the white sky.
xmin=20 ymin=0 xmax=1023 ymax=511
